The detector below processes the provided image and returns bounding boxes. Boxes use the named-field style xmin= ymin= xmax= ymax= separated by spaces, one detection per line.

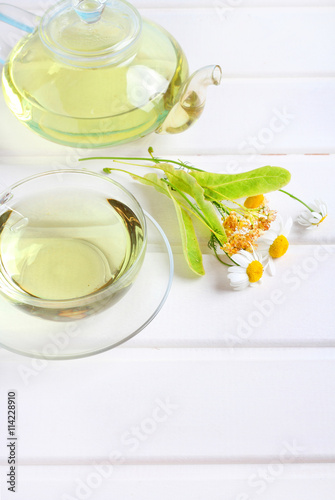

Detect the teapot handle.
xmin=0 ymin=3 xmax=40 ymax=63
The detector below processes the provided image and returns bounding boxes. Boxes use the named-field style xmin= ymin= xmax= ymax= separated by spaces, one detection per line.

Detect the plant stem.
xmin=212 ymin=201 xmax=230 ymax=216
xmin=161 ymin=179 xmax=208 ymax=226
xmin=79 ymin=156 xmax=204 ymax=172
xmin=209 ymin=234 xmax=235 ymax=266
xmin=279 ymin=189 xmax=313 ymax=212
xmin=212 ymin=245 xmax=232 ymax=266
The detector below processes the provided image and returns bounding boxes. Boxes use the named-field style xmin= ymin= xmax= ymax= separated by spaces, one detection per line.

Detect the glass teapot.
xmin=0 ymin=0 xmax=222 ymax=148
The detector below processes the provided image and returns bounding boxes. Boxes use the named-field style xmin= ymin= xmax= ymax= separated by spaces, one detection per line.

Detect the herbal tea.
xmin=2 ymin=21 xmax=188 ymax=148
xmin=0 ymin=188 xmax=144 ymax=301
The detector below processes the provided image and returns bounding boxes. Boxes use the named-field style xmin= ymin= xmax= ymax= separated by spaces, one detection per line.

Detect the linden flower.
xmin=297 ymin=200 xmax=328 ymax=229
xmin=227 ymin=250 xmax=264 ymax=291
xmin=257 ymin=216 xmax=292 ymax=276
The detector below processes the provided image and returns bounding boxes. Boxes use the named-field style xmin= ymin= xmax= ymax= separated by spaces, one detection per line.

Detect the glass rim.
xmin=0 ymin=168 xmax=148 ymax=308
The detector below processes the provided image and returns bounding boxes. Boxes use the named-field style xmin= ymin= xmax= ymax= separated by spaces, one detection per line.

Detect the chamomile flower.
xmin=244 ymin=194 xmax=265 ymax=209
xmin=257 ymin=216 xmax=292 ymax=276
xmin=227 ymin=250 xmax=264 ymax=291
xmin=297 ymin=200 xmax=328 ymax=229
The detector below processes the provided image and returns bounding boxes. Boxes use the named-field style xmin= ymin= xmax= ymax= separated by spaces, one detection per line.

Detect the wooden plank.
xmin=62 ymin=154 xmax=333 ymax=245
xmin=1 ymin=78 xmax=335 ymax=156
xmin=146 ymin=7 xmax=335 ymax=77
xmin=0 ymin=349 xmax=334 ymax=463
xmin=0 ymin=156 xmax=332 ymax=348
xmin=1 ymin=464 xmax=335 ymax=500
xmin=8 ymin=1 xmax=335 ymax=10
xmin=134 ymin=246 xmax=335 ymax=347
xmin=2 ymin=5 xmax=335 ymax=77
xmin=0 ymin=246 xmax=333 ymax=350
xmin=1 ymin=155 xmax=333 ymax=244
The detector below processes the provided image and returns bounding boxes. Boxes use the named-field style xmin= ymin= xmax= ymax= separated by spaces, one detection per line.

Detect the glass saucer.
xmin=0 ymin=211 xmax=173 ymax=359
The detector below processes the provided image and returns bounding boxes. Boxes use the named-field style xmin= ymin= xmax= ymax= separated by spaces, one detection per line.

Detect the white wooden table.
xmin=0 ymin=0 xmax=335 ymax=498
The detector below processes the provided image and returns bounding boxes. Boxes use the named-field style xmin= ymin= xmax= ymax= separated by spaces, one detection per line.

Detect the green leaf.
xmin=169 ymin=196 xmax=205 ymax=276
xmin=139 ymin=172 xmax=205 ymax=275
xmin=189 ymin=166 xmax=291 ymax=201
xmin=137 ymin=172 xmax=171 ymax=197
xmin=102 ymin=167 xmax=170 ymax=197
xmin=153 ymin=164 xmax=227 ymax=246
xmin=101 ymin=167 xmax=205 ymax=275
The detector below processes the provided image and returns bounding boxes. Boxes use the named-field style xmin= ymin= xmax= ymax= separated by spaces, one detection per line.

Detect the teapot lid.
xmin=39 ymin=0 xmax=142 ymax=66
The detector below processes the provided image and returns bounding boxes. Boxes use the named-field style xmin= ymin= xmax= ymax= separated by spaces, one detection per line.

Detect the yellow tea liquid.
xmin=2 ymin=21 xmax=188 ymax=148
xmin=0 ymin=189 xmax=144 ymax=300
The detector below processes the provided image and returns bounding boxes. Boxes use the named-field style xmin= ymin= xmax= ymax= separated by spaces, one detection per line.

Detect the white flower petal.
xmin=232 ymin=282 xmax=249 ymax=291
xmin=250 ymin=279 xmax=262 ymax=287
xmin=265 ymin=228 xmax=278 ymax=238
xmin=320 ymin=203 xmax=327 ymax=216
xmin=257 ymin=247 xmax=270 ymax=257
xmin=230 ymin=281 xmax=248 ymax=288
xmin=230 ymin=279 xmax=249 ymax=291
xmin=297 ymin=211 xmax=310 ymax=221
xmin=275 ymin=214 xmax=284 ymax=233
xmin=251 ymin=250 xmax=263 ymax=263
xmin=260 ymin=253 xmax=270 ymax=264
xmin=297 ymin=217 xmax=310 ymax=227
xmin=312 ymin=200 xmax=324 ymax=213
xmin=297 ymin=200 xmax=327 ymax=229
xmin=228 ymin=266 xmax=247 ymax=274
xmin=268 ymin=257 xmax=276 ymax=276
xmin=283 ymin=217 xmax=293 ymax=237
xmin=297 ymin=211 xmax=316 ymax=226
xmin=257 ymin=236 xmax=275 ymax=246
xmin=228 ymin=267 xmax=248 ymax=280
xmin=240 ymin=249 xmax=255 ymax=261
xmin=231 ymin=252 xmax=250 ymax=267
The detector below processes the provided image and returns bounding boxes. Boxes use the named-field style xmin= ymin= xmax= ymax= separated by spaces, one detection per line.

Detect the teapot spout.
xmin=156 ymin=65 xmax=222 ymax=135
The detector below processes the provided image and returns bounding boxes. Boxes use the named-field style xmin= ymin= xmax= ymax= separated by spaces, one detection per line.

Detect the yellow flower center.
xmin=269 ymin=235 xmax=289 ymax=258
xmin=244 ymin=194 xmax=265 ymax=209
xmin=312 ymin=214 xmax=328 ymax=226
xmin=246 ymin=260 xmax=263 ymax=283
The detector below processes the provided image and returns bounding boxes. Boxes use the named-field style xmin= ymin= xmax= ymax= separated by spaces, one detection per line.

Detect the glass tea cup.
xmin=0 ymin=170 xmax=147 ymax=321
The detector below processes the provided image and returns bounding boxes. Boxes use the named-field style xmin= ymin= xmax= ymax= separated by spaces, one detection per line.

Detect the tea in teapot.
xmin=0 ymin=0 xmax=222 ymax=148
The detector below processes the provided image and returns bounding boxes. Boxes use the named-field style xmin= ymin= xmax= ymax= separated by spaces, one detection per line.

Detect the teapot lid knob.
xmin=73 ymin=0 xmax=106 ymax=24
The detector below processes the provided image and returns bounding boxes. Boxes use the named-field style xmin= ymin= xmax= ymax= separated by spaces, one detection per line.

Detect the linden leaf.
xmin=141 ymin=172 xmax=205 ymax=275
xmin=168 ymin=195 xmax=205 ymax=276
xmin=154 ymin=164 xmax=227 ymax=246
xmin=138 ymin=172 xmax=171 ymax=197
xmin=189 ymin=166 xmax=291 ymax=201
xmin=103 ymin=168 xmax=170 ymax=197
xmin=100 ymin=168 xmax=205 ymax=275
